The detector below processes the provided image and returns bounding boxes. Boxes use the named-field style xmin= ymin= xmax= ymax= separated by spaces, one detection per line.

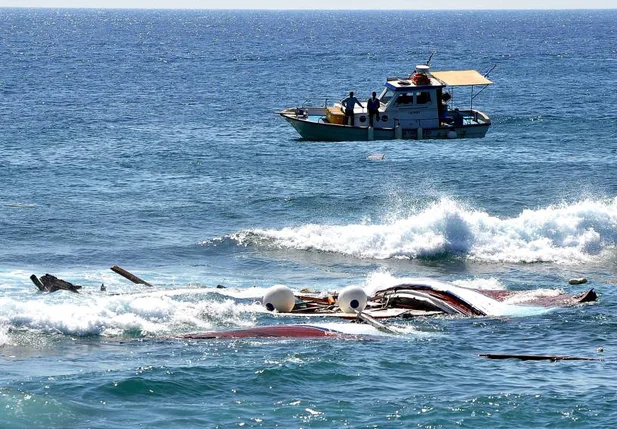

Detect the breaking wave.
xmin=230 ymin=197 xmax=617 ymax=264
xmin=0 ymin=291 xmax=262 ymax=342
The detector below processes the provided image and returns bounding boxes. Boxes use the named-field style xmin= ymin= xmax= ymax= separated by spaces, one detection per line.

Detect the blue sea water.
xmin=1 ymin=7 xmax=617 ymax=428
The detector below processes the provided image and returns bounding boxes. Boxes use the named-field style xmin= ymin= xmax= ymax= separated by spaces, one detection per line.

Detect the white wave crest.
xmin=0 ymin=291 xmax=262 ymax=339
xmin=0 ymin=324 xmax=9 ymax=346
xmin=362 ymin=271 xmax=507 ymax=296
xmin=237 ymin=198 xmax=617 ymax=264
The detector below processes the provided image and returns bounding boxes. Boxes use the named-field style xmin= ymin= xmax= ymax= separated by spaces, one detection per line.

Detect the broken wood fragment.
xmin=110 ymin=265 xmax=153 ymax=287
xmin=32 ymin=274 xmax=82 ymax=293
xmin=30 ymin=274 xmax=45 ymax=291
xmin=355 ymin=309 xmax=399 ymax=335
xmin=479 ymin=353 xmax=599 ymax=361
xmin=295 ymin=294 xmax=337 ymax=306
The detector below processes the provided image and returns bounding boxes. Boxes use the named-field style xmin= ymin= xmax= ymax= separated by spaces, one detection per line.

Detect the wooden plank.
xmin=355 ymin=310 xmax=399 ymax=335
xmin=479 ymin=353 xmax=599 ymax=361
xmin=110 ymin=265 xmax=153 ymax=287
xmin=286 ymin=308 xmax=440 ymax=319
xmin=30 ymin=274 xmax=45 ymax=291
xmin=295 ymin=294 xmax=336 ymax=305
xmin=341 ymin=308 xmax=436 ymax=319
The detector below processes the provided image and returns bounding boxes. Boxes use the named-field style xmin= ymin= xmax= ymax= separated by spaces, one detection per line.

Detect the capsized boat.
xmin=266 ymin=279 xmax=597 ymax=319
xmin=279 ymin=64 xmax=493 ymax=141
xmin=178 ymin=280 xmax=596 ymax=340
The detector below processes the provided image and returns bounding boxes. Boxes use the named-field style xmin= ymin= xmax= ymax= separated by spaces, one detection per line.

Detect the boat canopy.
xmin=431 ymin=70 xmax=493 ymax=87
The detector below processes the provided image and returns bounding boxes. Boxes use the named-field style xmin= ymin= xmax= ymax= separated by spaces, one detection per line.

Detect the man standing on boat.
xmin=342 ymin=91 xmax=364 ymax=126
xmin=367 ymin=92 xmax=381 ymax=127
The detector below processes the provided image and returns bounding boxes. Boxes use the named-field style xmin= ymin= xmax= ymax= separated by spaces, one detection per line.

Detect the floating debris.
xmin=110 ymin=265 xmax=153 ymax=287
xmin=30 ymin=274 xmax=82 ymax=293
xmin=5 ymin=202 xmax=37 ymax=209
xmin=479 ymin=353 xmax=600 ymax=361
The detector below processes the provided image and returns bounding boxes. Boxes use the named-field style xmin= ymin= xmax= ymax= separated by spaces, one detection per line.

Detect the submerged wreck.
xmin=285 ymin=278 xmax=597 ymax=319
xmin=181 ymin=278 xmax=596 ymax=339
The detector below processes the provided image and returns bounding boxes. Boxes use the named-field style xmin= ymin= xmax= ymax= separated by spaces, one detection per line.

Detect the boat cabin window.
xmin=379 ymin=88 xmax=394 ymax=105
xmin=394 ymin=91 xmax=433 ymax=107
xmin=415 ymin=91 xmax=431 ymax=105
xmin=395 ymin=92 xmax=415 ymax=106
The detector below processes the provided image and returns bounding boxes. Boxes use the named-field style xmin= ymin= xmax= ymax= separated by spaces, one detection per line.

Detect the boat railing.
xmin=439 ymin=108 xmax=490 ymax=127
xmin=303 ymin=106 xmax=327 ymax=116
xmin=280 ymin=106 xmax=327 ymax=118
xmin=473 ymin=110 xmax=490 ymax=123
xmin=458 ymin=109 xmax=490 ymax=124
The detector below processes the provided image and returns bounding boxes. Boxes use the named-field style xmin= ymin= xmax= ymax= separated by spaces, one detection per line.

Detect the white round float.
xmin=263 ymin=285 xmax=295 ymax=313
xmin=415 ymin=64 xmax=430 ymax=74
xmin=337 ymin=286 xmax=368 ymax=314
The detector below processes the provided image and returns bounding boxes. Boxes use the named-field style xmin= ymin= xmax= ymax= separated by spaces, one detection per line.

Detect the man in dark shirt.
xmin=367 ymin=92 xmax=381 ymax=127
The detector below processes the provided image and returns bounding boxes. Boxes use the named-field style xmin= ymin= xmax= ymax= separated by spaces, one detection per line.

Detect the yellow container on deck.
xmin=326 ymin=106 xmax=346 ymax=125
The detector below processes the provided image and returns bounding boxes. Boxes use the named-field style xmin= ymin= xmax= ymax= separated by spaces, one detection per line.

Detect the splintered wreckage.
xmin=28 ymin=268 xmax=600 ymax=361
xmin=30 ymin=267 xmax=596 ymax=323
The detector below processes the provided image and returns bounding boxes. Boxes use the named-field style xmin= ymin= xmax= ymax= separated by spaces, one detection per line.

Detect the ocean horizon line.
xmin=1 ymin=6 xmax=616 ymax=11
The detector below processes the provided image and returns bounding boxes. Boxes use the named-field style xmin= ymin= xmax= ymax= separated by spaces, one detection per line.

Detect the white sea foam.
xmin=312 ymin=322 xmax=391 ymax=336
xmin=0 ymin=324 xmax=9 ymax=346
xmin=451 ymin=277 xmax=506 ymax=291
xmin=362 ymin=271 xmax=506 ymax=296
xmin=0 ymin=290 xmax=262 ymax=339
xmin=499 ymin=288 xmax=562 ymax=305
xmin=235 ymin=197 xmax=617 ymax=264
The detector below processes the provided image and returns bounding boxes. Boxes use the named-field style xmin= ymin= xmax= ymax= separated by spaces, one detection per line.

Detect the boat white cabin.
xmin=279 ymin=64 xmax=493 ymax=141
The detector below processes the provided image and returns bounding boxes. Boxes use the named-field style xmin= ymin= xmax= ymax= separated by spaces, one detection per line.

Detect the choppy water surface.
xmin=1 ymin=8 xmax=617 ymax=428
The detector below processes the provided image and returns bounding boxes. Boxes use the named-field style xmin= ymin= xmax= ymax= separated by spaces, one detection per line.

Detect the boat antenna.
xmin=470 ymin=65 xmax=496 ymax=110
xmin=483 ymin=64 xmax=497 ymax=78
xmin=426 ymin=51 xmax=435 ymax=66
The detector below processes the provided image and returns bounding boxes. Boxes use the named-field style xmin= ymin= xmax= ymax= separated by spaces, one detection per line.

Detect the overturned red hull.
xmin=179 ymin=324 xmax=343 ymax=339
xmin=373 ymin=282 xmax=597 ymax=317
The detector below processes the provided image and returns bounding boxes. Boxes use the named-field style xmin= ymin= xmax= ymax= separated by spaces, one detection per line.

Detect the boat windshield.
xmin=379 ymin=88 xmax=394 ymax=105
xmin=393 ymin=91 xmax=433 ymax=107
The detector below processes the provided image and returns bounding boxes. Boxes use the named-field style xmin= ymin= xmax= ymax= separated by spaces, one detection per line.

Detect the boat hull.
xmin=279 ymin=109 xmax=490 ymax=141
xmin=178 ymin=325 xmax=344 ymax=339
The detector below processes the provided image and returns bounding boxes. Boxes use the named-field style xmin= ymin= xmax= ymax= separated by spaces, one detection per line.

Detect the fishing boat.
xmin=279 ymin=64 xmax=493 ymax=141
